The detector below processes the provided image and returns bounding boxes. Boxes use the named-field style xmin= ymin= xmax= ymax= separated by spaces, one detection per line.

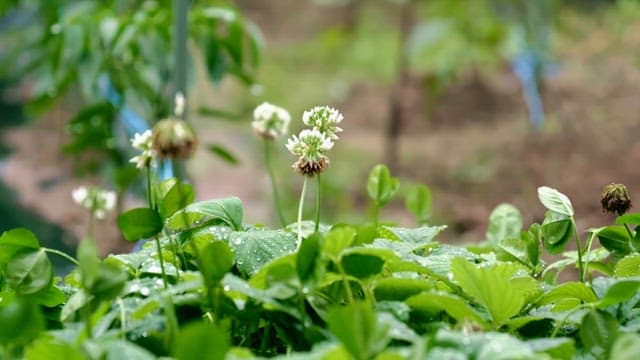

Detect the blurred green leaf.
xmin=367 ymin=164 xmax=399 ymax=207
xmin=486 ymin=203 xmax=522 ymax=245
xmin=117 ymin=208 xmax=164 ymax=241
xmin=5 ymin=249 xmax=52 ymax=295
xmin=207 ymin=144 xmax=240 ymax=165
xmin=579 ymin=310 xmax=619 ymax=359
xmin=168 ymin=197 xmax=243 ymax=232
xmin=0 ymin=228 xmax=40 ymax=267
xmin=174 ymin=321 xmax=230 ymax=360
xmin=404 ymin=184 xmax=432 ymax=224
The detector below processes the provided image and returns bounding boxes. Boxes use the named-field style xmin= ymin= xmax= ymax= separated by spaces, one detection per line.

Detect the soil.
xmin=2 ymin=2 xmax=640 ymax=254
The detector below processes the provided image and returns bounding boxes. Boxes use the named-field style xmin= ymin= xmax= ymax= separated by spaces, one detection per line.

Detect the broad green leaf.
xmin=614 ymin=254 xmax=640 ymax=277
xmin=378 ymin=225 xmax=446 ymax=245
xmin=30 ymin=285 xmax=67 ymax=307
xmin=0 ymin=298 xmax=44 ymax=344
xmin=297 ymin=232 xmax=321 ymax=283
xmin=117 ymin=208 xmax=163 ymax=241
xmin=5 ymin=249 xmax=52 ymax=295
xmin=174 ymin=321 xmax=230 ymax=360
xmin=367 ymin=164 xmax=399 ymax=207
xmin=597 ymin=279 xmax=640 ymax=308
xmin=451 ymin=258 xmax=530 ymax=324
xmin=486 ymin=204 xmax=522 ymax=245
xmin=24 ymin=338 xmax=85 ymax=360
xmin=230 ymin=229 xmax=296 ymax=276
xmin=374 ymin=278 xmax=435 ymax=301
xmin=579 ymin=310 xmax=619 ymax=359
xmin=615 ymin=212 xmax=640 ymax=225
xmin=327 ymin=302 xmax=386 ymax=360
xmin=341 ymin=253 xmax=385 ymax=279
xmin=538 ymin=282 xmax=598 ymax=311
xmin=91 ymin=263 xmax=128 ymax=301
xmin=541 ymin=212 xmax=573 ymax=254
xmin=537 ymin=186 xmax=574 ymax=217
xmin=0 ymin=228 xmax=40 ymax=267
xmin=526 ymin=338 xmax=575 ymax=360
xmin=207 ymin=144 xmax=240 ymax=165
xmin=610 ymin=333 xmax=640 ymax=360
xmin=102 ymin=339 xmax=156 ymax=360
xmin=406 ymin=291 xmax=487 ymax=327
xmin=168 ymin=197 xmax=243 ymax=231
xmin=404 ymin=184 xmax=432 ymax=223
xmin=322 ymin=227 xmax=356 ymax=258
xmin=195 ymin=241 xmax=234 ymax=287
xmin=598 ymin=226 xmax=632 ymax=259
xmin=155 ymin=178 xmax=195 ymax=219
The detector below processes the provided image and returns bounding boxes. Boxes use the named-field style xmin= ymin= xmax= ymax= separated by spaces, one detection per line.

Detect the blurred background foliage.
xmin=1 ymin=0 xmax=639 ymax=252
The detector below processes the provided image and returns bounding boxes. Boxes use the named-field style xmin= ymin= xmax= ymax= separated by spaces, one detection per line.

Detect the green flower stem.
xmin=264 ymin=139 xmax=287 ymax=227
xmin=315 ymin=174 xmax=321 ymax=232
xmin=87 ymin=213 xmax=94 ymax=240
xmin=43 ymin=248 xmax=79 ymax=265
xmin=582 ymin=232 xmax=596 ymax=283
xmin=335 ymin=260 xmax=354 ymax=304
xmin=154 ymin=235 xmax=169 ymax=289
xmin=372 ymin=204 xmax=379 ymax=227
xmin=572 ymin=220 xmax=585 ymax=283
xmin=624 ymin=223 xmax=635 ymax=241
xmin=297 ymin=176 xmax=309 ymax=246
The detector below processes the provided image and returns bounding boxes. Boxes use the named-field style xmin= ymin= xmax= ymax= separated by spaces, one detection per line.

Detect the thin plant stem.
xmin=372 ymin=204 xmax=379 ymax=226
xmin=264 ymin=139 xmax=286 ymax=227
xmin=87 ymin=213 xmax=94 ymax=240
xmin=146 ymin=167 xmax=154 ymax=210
xmin=43 ymin=248 xmax=78 ymax=265
xmin=582 ymin=232 xmax=596 ymax=283
xmin=297 ymin=176 xmax=309 ymax=246
xmin=314 ymin=174 xmax=321 ymax=232
xmin=117 ymin=297 xmax=126 ymax=339
xmin=624 ymin=223 xmax=635 ymax=240
xmin=154 ymin=235 xmax=169 ymax=289
xmin=336 ymin=261 xmax=354 ymax=304
xmin=572 ymin=220 xmax=585 ymax=283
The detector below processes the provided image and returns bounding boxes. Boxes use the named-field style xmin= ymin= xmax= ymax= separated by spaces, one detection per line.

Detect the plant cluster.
xmin=2 ymin=106 xmax=640 ymax=359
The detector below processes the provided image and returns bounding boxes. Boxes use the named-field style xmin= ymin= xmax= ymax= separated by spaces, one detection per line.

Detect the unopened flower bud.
xmin=601 ymin=183 xmax=632 ymax=215
xmin=151 ymin=118 xmax=198 ymax=160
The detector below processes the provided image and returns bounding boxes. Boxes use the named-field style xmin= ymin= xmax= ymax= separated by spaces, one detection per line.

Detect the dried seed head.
xmin=151 ymin=118 xmax=198 ymax=160
xmin=292 ymin=156 xmax=329 ymax=177
xmin=601 ymin=183 xmax=632 ymax=215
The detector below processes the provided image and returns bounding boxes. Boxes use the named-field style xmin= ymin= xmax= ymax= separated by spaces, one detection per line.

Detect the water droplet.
xmin=140 ymin=287 xmax=151 ymax=296
xmin=447 ymin=272 xmax=454 ymax=281
xmin=302 ymin=287 xmax=310 ymax=294
xmin=223 ymin=285 xmax=231 ymax=292
xmin=234 ymin=238 xmax=242 ymax=245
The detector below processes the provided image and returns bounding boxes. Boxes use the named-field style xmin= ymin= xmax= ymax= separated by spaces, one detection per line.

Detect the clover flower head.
xmin=286 ymin=129 xmax=334 ymax=176
xmin=72 ymin=186 xmax=116 ymax=220
xmin=601 ymin=183 xmax=632 ymax=215
xmin=151 ymin=118 xmax=198 ymax=160
xmin=302 ymin=106 xmax=343 ymax=140
xmin=129 ymin=130 xmax=156 ymax=169
xmin=252 ymin=102 xmax=291 ymax=139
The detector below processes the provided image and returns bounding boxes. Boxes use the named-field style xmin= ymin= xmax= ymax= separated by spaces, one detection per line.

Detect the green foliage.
xmin=3 ymin=180 xmax=640 ymax=358
xmin=367 ymin=164 xmax=399 ymax=208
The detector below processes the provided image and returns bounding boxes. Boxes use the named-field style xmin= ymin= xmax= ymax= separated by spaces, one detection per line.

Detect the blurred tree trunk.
xmin=384 ymin=1 xmax=413 ymax=172
xmin=343 ymin=0 xmax=363 ymax=33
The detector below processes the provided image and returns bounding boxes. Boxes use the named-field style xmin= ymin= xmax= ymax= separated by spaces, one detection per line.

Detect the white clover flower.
xmin=252 ymin=102 xmax=291 ymax=139
xmin=72 ymin=186 xmax=117 ymax=220
xmin=302 ymin=106 xmax=343 ymax=140
xmin=129 ymin=130 xmax=156 ymax=169
xmin=286 ymin=129 xmax=333 ymax=160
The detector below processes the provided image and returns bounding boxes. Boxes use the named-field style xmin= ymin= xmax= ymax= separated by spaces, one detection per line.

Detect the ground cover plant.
xmin=1 ymin=103 xmax=640 ymax=360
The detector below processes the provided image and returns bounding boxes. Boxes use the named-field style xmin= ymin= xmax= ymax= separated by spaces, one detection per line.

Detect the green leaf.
xmin=406 ymin=291 xmax=487 ymax=327
xmin=91 ymin=263 xmax=127 ymax=301
xmin=451 ymin=258 xmax=532 ymax=324
xmin=174 ymin=321 xmax=230 ymax=360
xmin=367 ymin=164 xmax=399 ymax=207
xmin=598 ymin=226 xmax=632 ymax=259
xmin=230 ymin=229 xmax=296 ymax=276
xmin=31 ymin=285 xmax=67 ymax=307
xmin=0 ymin=228 xmax=40 ymax=267
xmin=322 ymin=227 xmax=356 ymax=258
xmin=610 ymin=333 xmax=640 ymax=360
xmin=102 ymin=339 xmax=156 ymax=360
xmin=207 ymin=144 xmax=240 ymax=165
xmin=341 ymin=253 xmax=385 ymax=279
xmin=117 ymin=208 xmax=164 ymax=241
xmin=327 ymin=302 xmax=386 ymax=360
xmin=615 ymin=212 xmax=640 ymax=225
xmin=486 ymin=203 xmax=522 ymax=245
xmin=597 ymin=279 xmax=640 ymax=308
xmin=0 ymin=298 xmax=44 ymax=345
xmin=404 ymin=184 xmax=432 ymax=223
xmin=297 ymin=232 xmax=321 ymax=283
xmin=541 ymin=212 xmax=573 ymax=254
xmin=379 ymin=225 xmax=446 ymax=245
xmin=78 ymin=238 xmax=100 ymax=290
xmin=579 ymin=310 xmax=619 ymax=359
xmin=5 ymin=249 xmax=53 ymax=295
xmin=24 ymin=338 xmax=85 ymax=360
xmin=537 ymin=186 xmax=574 ymax=217
xmin=374 ymin=278 xmax=435 ymax=301
xmin=538 ymin=282 xmax=598 ymax=311
xmin=155 ymin=178 xmax=195 ymax=219
xmin=526 ymin=338 xmax=575 ymax=360
xmin=195 ymin=241 xmax=234 ymax=287
xmin=614 ymin=254 xmax=640 ymax=277
xmin=168 ymin=197 xmax=243 ymax=232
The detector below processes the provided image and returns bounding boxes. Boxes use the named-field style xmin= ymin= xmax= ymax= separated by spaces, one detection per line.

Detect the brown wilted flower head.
xmin=601 ymin=183 xmax=632 ymax=215
xmin=151 ymin=118 xmax=198 ymax=160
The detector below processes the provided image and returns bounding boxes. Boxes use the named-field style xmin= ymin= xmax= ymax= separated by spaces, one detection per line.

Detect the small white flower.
xmin=252 ymin=102 xmax=291 ymax=139
xmin=302 ymin=106 xmax=343 ymax=140
xmin=72 ymin=187 xmax=89 ymax=206
xmin=131 ymin=130 xmax=153 ymax=150
xmin=100 ymin=191 xmax=117 ymax=212
xmin=286 ymin=129 xmax=333 ymax=161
